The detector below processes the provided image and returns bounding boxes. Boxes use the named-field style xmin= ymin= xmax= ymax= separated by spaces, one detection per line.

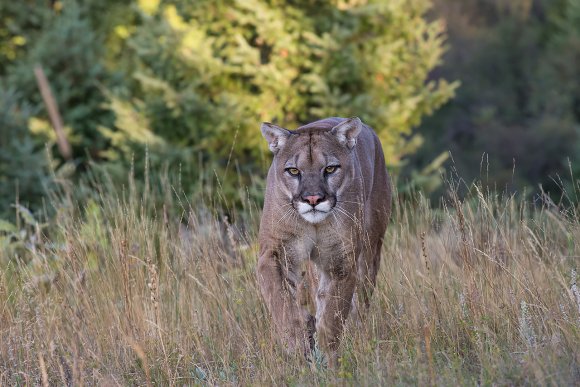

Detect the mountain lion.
xmin=257 ymin=117 xmax=391 ymax=367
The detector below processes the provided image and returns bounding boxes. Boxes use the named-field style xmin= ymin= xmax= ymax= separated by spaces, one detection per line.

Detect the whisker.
xmin=292 ymin=212 xmax=300 ymax=233
xmin=334 ymin=205 xmax=358 ymax=224
xmin=331 ymin=212 xmax=340 ymax=226
xmin=337 ymin=200 xmax=363 ymax=205
xmin=276 ymin=208 xmax=294 ymax=224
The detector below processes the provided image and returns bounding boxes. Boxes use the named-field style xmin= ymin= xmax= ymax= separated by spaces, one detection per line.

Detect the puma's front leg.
xmin=315 ymin=267 xmax=357 ymax=368
xmin=257 ymin=251 xmax=313 ymax=357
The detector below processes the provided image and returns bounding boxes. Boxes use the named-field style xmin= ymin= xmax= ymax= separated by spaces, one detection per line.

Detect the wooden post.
xmin=34 ymin=65 xmax=72 ymax=160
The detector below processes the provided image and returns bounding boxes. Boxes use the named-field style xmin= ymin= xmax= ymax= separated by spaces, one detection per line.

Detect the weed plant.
xmin=0 ymin=168 xmax=579 ymax=385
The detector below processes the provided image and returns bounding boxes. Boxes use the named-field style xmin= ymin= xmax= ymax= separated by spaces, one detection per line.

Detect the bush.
xmin=5 ymin=2 xmax=114 ymax=160
xmin=101 ymin=0 xmax=457 ymax=171
xmin=0 ymin=88 xmax=51 ymax=218
xmin=0 ymin=0 xmax=457 ymax=211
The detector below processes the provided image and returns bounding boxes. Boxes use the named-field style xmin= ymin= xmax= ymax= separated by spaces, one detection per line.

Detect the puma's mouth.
xmin=296 ymin=201 xmax=333 ymax=224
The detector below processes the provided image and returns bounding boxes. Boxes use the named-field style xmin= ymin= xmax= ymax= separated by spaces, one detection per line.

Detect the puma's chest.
xmin=282 ymin=223 xmax=354 ymax=265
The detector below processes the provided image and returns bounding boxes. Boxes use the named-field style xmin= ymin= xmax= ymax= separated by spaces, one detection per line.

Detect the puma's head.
xmin=261 ymin=117 xmax=362 ymax=224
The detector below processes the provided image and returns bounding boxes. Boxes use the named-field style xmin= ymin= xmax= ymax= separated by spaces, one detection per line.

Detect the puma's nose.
xmin=302 ymin=194 xmax=325 ymax=206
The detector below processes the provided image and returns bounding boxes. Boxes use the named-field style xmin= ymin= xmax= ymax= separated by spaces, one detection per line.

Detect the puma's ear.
xmin=261 ymin=122 xmax=291 ymax=154
xmin=331 ymin=117 xmax=362 ymax=149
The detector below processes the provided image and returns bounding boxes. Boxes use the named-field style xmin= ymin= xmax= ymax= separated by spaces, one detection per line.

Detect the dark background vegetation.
xmin=409 ymin=0 xmax=580 ymax=197
xmin=1 ymin=0 xmax=579 ymax=218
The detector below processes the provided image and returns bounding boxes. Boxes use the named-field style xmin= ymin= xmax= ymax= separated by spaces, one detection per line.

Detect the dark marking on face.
xmin=308 ymin=132 xmax=313 ymax=163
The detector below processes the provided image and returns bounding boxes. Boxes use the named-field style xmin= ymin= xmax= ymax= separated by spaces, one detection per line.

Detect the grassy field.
xmin=1 ymin=171 xmax=579 ymax=385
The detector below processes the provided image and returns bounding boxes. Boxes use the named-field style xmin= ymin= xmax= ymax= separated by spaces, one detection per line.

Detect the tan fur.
xmin=257 ymin=117 xmax=392 ymax=367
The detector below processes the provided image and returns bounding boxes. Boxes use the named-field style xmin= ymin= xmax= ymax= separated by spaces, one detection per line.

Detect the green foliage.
xmin=102 ymin=0 xmax=456 ymax=170
xmin=0 ymin=204 xmax=48 ymax=262
xmin=0 ymin=1 xmax=122 ymax=214
xmin=0 ymin=1 xmax=50 ymax=72
xmin=0 ymin=0 xmax=457 ymax=211
xmin=0 ymin=88 xmax=51 ymax=218
xmin=5 ymin=2 xmax=114 ymax=158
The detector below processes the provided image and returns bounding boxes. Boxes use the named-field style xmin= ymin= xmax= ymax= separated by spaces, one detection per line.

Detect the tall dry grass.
xmin=0 ymin=171 xmax=579 ymax=385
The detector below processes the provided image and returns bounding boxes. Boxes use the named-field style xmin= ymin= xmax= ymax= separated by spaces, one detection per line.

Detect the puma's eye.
xmin=286 ymin=168 xmax=300 ymax=176
xmin=325 ymin=166 xmax=338 ymax=174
